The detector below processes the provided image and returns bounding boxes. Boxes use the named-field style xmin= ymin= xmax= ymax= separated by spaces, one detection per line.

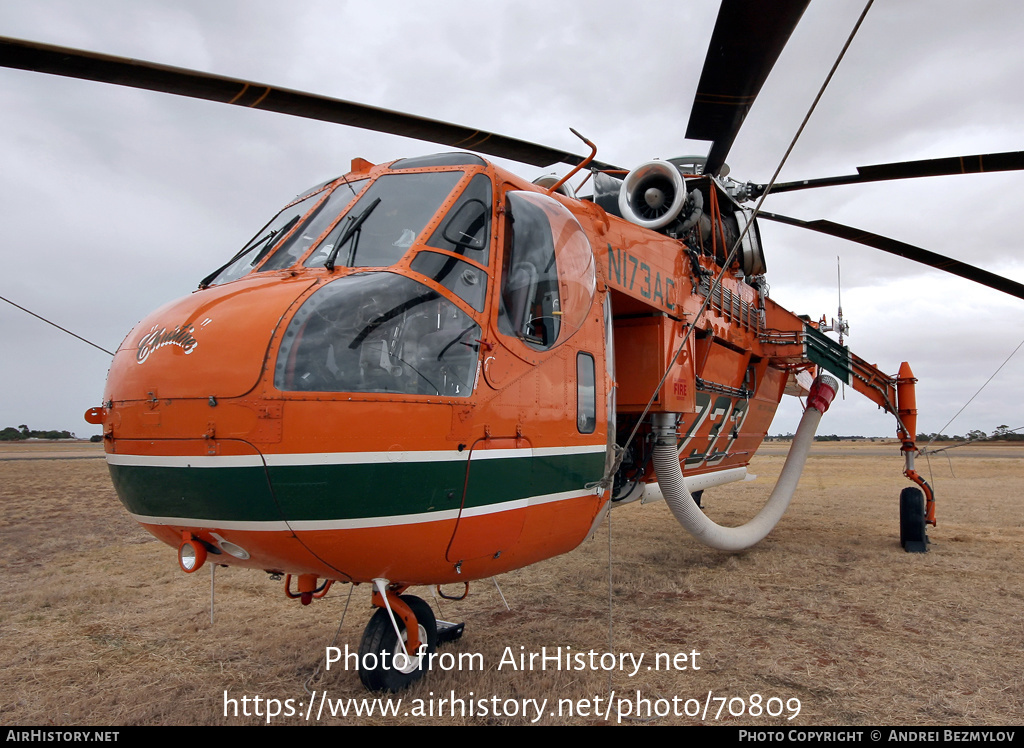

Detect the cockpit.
xmin=196 ymin=153 xmax=595 ymax=400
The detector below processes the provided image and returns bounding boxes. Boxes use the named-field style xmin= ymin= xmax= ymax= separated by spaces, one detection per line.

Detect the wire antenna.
xmin=1 ymin=293 xmax=115 ymax=357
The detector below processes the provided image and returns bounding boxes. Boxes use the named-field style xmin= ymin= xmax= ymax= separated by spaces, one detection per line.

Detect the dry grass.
xmin=0 ymin=442 xmax=1021 ymax=726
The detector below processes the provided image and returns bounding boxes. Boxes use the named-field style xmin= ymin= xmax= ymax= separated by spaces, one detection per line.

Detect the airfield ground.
xmin=1 ymin=440 xmax=1021 ymax=725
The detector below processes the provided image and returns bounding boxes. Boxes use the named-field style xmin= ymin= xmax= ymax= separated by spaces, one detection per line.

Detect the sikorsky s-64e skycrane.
xmin=3 ymin=0 xmax=1023 ymax=692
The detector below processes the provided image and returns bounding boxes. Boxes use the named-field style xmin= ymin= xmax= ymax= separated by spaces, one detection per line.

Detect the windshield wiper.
xmin=198 ymin=214 xmax=301 ymax=289
xmin=198 ymin=230 xmax=277 ymax=289
xmin=324 ymin=197 xmax=381 ymax=271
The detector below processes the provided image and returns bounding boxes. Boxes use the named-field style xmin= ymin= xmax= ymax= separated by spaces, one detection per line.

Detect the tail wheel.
xmin=899 ymin=487 xmax=928 ymax=553
xmin=358 ymin=594 xmax=437 ymax=692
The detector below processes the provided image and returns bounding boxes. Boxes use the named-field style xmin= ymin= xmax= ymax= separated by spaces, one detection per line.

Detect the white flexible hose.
xmin=652 ymin=376 xmax=836 ymax=551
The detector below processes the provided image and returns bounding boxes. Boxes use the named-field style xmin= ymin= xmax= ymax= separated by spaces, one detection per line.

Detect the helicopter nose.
xmin=104 ymin=274 xmax=316 ymax=403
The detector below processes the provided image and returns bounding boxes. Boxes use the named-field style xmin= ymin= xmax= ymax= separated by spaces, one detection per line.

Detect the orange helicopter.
xmin=3 ymin=0 xmax=1024 ymax=693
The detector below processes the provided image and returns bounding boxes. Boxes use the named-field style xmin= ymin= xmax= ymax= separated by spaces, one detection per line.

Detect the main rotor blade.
xmin=0 ymin=36 xmax=618 ymax=171
xmin=752 ymin=151 xmax=1024 ymax=197
xmin=686 ymin=0 xmax=811 ymax=177
xmin=759 ymin=211 xmax=1024 ymax=301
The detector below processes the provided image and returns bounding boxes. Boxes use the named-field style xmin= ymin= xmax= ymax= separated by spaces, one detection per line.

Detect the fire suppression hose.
xmin=652 ymin=375 xmax=838 ymax=551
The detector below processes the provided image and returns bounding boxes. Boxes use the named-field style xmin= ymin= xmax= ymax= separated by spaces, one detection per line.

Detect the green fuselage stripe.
xmin=109 ymin=450 xmax=605 ymax=524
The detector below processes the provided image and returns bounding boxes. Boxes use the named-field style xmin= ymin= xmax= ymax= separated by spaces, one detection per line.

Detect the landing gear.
xmin=899 ymin=486 xmax=928 ymax=553
xmin=358 ymin=594 xmax=438 ymax=692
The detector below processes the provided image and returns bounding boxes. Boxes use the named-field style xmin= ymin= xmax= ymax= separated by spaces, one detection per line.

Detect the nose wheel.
xmin=358 ymin=594 xmax=438 ymax=692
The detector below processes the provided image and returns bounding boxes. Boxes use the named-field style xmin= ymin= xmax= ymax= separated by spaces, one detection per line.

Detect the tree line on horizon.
xmin=1 ymin=424 xmax=76 ymax=441
xmin=769 ymin=425 xmax=1022 ymax=443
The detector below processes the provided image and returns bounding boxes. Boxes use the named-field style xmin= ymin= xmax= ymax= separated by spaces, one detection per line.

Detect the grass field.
xmin=1 ymin=441 xmax=1021 ymax=726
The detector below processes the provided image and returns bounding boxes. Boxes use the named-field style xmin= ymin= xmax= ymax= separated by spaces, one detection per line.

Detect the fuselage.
xmin=92 ymin=152 xmax=794 ymax=587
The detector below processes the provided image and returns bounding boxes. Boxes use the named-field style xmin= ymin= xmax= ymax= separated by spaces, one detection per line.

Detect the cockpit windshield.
xmin=202 ymin=189 xmax=327 ymax=287
xmin=257 ymin=178 xmax=367 ymax=273
xmin=202 ymin=169 xmax=467 ymax=287
xmin=305 ymin=171 xmax=464 ymax=269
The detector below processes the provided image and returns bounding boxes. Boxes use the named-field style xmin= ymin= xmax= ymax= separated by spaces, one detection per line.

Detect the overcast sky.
xmin=1 ymin=0 xmax=1022 ymax=442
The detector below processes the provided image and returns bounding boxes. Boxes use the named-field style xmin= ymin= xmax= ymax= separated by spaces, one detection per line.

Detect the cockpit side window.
xmin=497 ymin=191 xmax=596 ymax=351
xmin=410 ymin=251 xmax=488 ymax=312
xmin=425 ymin=173 xmax=493 ymax=264
xmin=498 ymin=191 xmax=560 ymax=349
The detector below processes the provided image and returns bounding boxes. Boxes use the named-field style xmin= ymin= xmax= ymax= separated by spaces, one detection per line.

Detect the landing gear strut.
xmin=356 ymin=580 xmax=467 ymax=692
xmin=358 ymin=593 xmax=438 ymax=692
xmin=896 ymin=363 xmax=933 ymax=553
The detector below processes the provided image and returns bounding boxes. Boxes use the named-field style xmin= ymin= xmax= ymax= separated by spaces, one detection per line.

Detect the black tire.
xmin=899 ymin=487 xmax=927 ymax=552
xmin=358 ymin=595 xmax=437 ymax=692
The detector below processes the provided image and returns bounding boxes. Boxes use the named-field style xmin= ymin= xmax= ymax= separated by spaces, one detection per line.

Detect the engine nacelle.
xmin=618 ymin=160 xmax=688 ymax=230
xmin=616 ymin=159 xmax=766 ymax=278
